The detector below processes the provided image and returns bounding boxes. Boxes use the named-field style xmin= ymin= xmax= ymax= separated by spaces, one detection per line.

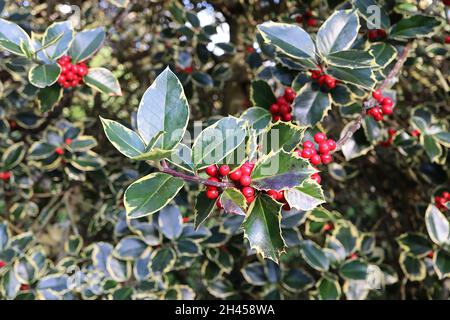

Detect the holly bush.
xmin=0 ymin=0 xmax=449 ymax=300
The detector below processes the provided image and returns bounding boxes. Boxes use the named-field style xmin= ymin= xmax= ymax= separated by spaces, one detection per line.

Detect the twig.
xmin=160 ymin=160 xmax=233 ymax=188
xmin=335 ymin=43 xmax=412 ymax=151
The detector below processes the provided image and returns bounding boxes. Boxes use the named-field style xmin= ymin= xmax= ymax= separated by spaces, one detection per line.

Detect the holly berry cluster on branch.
xmin=270 ymin=87 xmax=296 ymax=122
xmin=434 ymin=191 xmax=450 ymax=211
xmin=57 ymin=55 xmax=89 ymax=89
xmin=0 ymin=171 xmax=11 ymax=181
xmin=367 ymin=90 xmax=394 ymax=121
xmin=368 ymin=29 xmax=387 ymax=42
xmin=310 ymin=69 xmax=336 ymax=90
xmin=205 ymin=162 xmax=256 ymax=205
xmin=297 ymin=132 xmax=336 ymax=166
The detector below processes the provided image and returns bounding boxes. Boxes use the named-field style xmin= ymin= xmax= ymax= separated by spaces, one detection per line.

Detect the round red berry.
xmin=55 ymin=147 xmax=64 ymax=155
xmin=368 ymin=29 xmax=378 ymax=41
xmin=216 ymin=199 xmax=223 ymax=209
xmin=326 ymin=139 xmax=336 ymax=151
xmin=381 ymin=97 xmax=393 ymax=107
xmin=314 ymin=132 xmax=327 ymax=143
xmin=303 ymin=141 xmax=314 ymax=149
xmin=311 ymin=173 xmax=321 ymax=184
xmin=267 ymin=190 xmax=278 ymax=200
xmin=246 ymin=195 xmax=255 ymax=204
xmin=277 ymin=97 xmax=287 ymax=106
xmin=229 ymin=169 xmax=242 ymax=181
xmin=279 ymin=104 xmax=289 ymax=115
xmin=445 ymin=36 xmax=450 ymax=44
xmin=282 ymin=203 xmax=291 ymax=211
xmin=306 ymin=18 xmax=317 ymax=27
xmin=240 ymin=166 xmax=252 ymax=176
xmin=272 ymin=115 xmax=281 ymax=122
xmin=182 ymin=217 xmax=190 ymax=223
xmin=219 ymin=165 xmax=230 ymax=176
xmin=321 ymin=154 xmax=332 ymax=165
xmin=301 ymin=148 xmax=314 ymax=159
xmin=205 ymin=165 xmax=218 ymax=177
xmin=310 ymin=154 xmax=322 ymax=165
xmin=318 ymin=142 xmax=330 ymax=154
xmin=372 ymin=90 xmax=383 ymax=102
xmin=388 ymin=128 xmax=396 ymax=136
xmin=240 ymin=175 xmax=251 ymax=187
xmin=206 ymin=188 xmax=219 ymax=199
xmin=242 ymin=186 xmax=255 ymax=198
xmin=295 ymin=15 xmax=303 ymax=23
xmin=270 ymin=103 xmax=279 ymax=114
xmin=381 ymin=104 xmax=393 ymax=115
xmin=324 ymin=76 xmax=336 ymax=89
xmin=282 ymin=113 xmax=293 ymax=122
xmin=65 ymin=138 xmax=73 ymax=145
xmin=311 ymin=70 xmax=321 ymax=80
xmin=0 ymin=260 xmax=6 ymax=268
xmin=208 ymin=177 xmax=220 ymax=184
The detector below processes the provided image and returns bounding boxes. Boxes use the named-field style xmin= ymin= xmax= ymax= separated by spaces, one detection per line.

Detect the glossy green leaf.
xmin=390 ymin=15 xmax=442 ymax=40
xmin=241 ymin=107 xmax=271 ymax=133
xmin=397 ymin=233 xmax=432 ymax=257
xmin=327 ymin=50 xmax=374 ymax=68
xmin=2 ymin=142 xmax=26 ymax=170
xmin=317 ymin=276 xmax=341 ymax=300
xmin=0 ymin=18 xmax=32 ymax=56
xmin=369 ymin=43 xmax=397 ymax=68
xmin=285 ymin=180 xmax=326 ymax=211
xmin=251 ymin=149 xmax=315 ymax=191
xmin=158 ymin=205 xmax=183 ymax=240
xmin=242 ymin=194 xmax=286 ymax=262
xmin=124 ymin=172 xmax=185 ymax=218
xmin=293 ymin=83 xmax=332 ymax=127
xmin=339 ymin=259 xmax=369 ymax=280
xmin=28 ymin=63 xmax=61 ymax=88
xmin=260 ymin=121 xmax=304 ymax=153
xmin=250 ymin=80 xmax=276 ymax=110
xmin=327 ymin=65 xmax=376 ymax=90
xmin=433 ymin=249 xmax=450 ymax=279
xmin=300 ymin=240 xmax=330 ymax=271
xmin=37 ymin=84 xmax=63 ymax=113
xmin=316 ymin=10 xmax=359 ymax=55
xmin=351 ymin=0 xmax=391 ymax=29
xmin=42 ymin=21 xmax=73 ymax=60
xmin=84 ymin=68 xmax=122 ymax=96
xmin=425 ymin=204 xmax=450 ymax=245
xmin=399 ymin=252 xmax=426 ymax=281
xmin=137 ymin=67 xmax=189 ymax=150
xmin=219 ymin=188 xmax=247 ymax=216
xmin=257 ymin=22 xmax=316 ymax=61
xmin=194 ymin=191 xmax=216 ymax=229
xmin=68 ymin=27 xmax=105 ymax=63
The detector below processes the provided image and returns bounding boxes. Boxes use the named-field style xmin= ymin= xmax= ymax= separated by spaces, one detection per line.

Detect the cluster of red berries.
xmin=367 ymin=90 xmax=394 ymax=121
xmin=182 ymin=66 xmax=193 ymax=74
xmin=270 ymin=87 xmax=296 ymax=122
xmin=0 ymin=171 xmax=11 ymax=181
xmin=204 ymin=162 xmax=256 ymax=205
xmin=296 ymin=132 xmax=336 ymax=167
xmin=54 ymin=138 xmax=73 ymax=156
xmin=266 ymin=189 xmax=291 ymax=211
xmin=295 ymin=9 xmax=317 ymax=27
xmin=310 ymin=69 xmax=337 ymax=90
xmin=322 ymin=222 xmax=334 ymax=232
xmin=380 ymin=128 xmax=397 ymax=147
xmin=57 ymin=55 xmax=89 ymax=89
xmin=434 ymin=191 xmax=450 ymax=212
xmin=367 ymin=29 xmax=387 ymax=42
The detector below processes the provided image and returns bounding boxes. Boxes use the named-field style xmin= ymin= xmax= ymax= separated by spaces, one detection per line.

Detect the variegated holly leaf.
xmin=219 ymin=188 xmax=247 ymax=216
xmin=390 ymin=15 xmax=442 ymax=40
xmin=194 ymin=191 xmax=216 ymax=229
xmin=242 ymin=194 xmax=286 ymax=262
xmin=250 ymin=80 xmax=276 ymax=110
xmin=293 ymin=83 xmax=332 ymax=127
xmin=251 ymin=149 xmax=316 ymax=191
xmin=285 ymin=180 xmax=326 ymax=211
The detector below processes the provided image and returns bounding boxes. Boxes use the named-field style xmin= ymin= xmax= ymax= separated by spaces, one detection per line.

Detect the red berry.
xmin=20 ymin=284 xmax=30 ymax=291
xmin=206 ymin=188 xmax=219 ymax=199
xmin=65 ymin=138 xmax=73 ymax=145
xmin=0 ymin=171 xmax=11 ymax=181
xmin=282 ymin=113 xmax=293 ymax=122
xmin=246 ymin=46 xmax=254 ymax=54
xmin=270 ymin=103 xmax=280 ymax=114
xmin=229 ymin=169 xmax=242 ymax=181
xmin=324 ymin=76 xmax=336 ymax=89
xmin=321 ymin=154 xmax=332 ymax=165
xmin=372 ymin=90 xmax=383 ymax=102
xmin=381 ymin=104 xmax=393 ymax=115
xmin=184 ymin=66 xmax=193 ymax=74
xmin=427 ymin=251 xmax=434 ymax=258
xmin=311 ymin=173 xmax=321 ymax=184
xmin=295 ymin=15 xmax=303 ymax=23
xmin=272 ymin=115 xmax=281 ymax=122
xmin=242 ymin=186 xmax=255 ymax=198
xmin=205 ymin=165 xmax=218 ymax=177
xmin=310 ymin=154 xmax=322 ymax=165
xmin=305 ymin=9 xmax=312 ymax=18
xmin=306 ymin=18 xmax=317 ymax=27
xmin=243 ymin=161 xmax=255 ymax=170
xmin=246 ymin=195 xmax=255 ymax=204
xmin=388 ymin=128 xmax=396 ymax=136
xmin=326 ymin=139 xmax=336 ymax=151
xmin=267 ymin=190 xmax=278 ymax=200
xmin=301 ymin=148 xmax=314 ymax=159
xmin=0 ymin=260 xmax=6 ymax=268
xmin=377 ymin=29 xmax=387 ymax=39
xmin=219 ymin=165 xmax=230 ymax=176
xmin=279 ymin=104 xmax=290 ymax=115
xmin=277 ymin=97 xmax=288 ymax=106
xmin=182 ymin=217 xmax=190 ymax=223
xmin=240 ymin=175 xmax=251 ymax=187
xmin=411 ymin=129 xmax=421 ymax=137
xmin=368 ymin=29 xmax=378 ymax=41
xmin=303 ymin=141 xmax=314 ymax=149
xmin=284 ymin=91 xmax=296 ymax=102
xmin=241 ymin=166 xmax=252 ymax=176
xmin=314 ymin=132 xmax=327 ymax=143
xmin=216 ymin=199 xmax=223 ymax=209
xmin=208 ymin=177 xmax=220 ymax=183
xmin=442 ymin=192 xmax=450 ymax=199
xmin=55 ymin=147 xmax=64 ymax=155
xmin=350 ymin=253 xmax=358 ymax=259
xmin=381 ymin=97 xmax=393 ymax=107
xmin=282 ymin=203 xmax=291 ymax=211
xmin=323 ymin=223 xmax=333 ymax=231
xmin=284 ymin=87 xmax=295 ymax=97
xmin=311 ymin=70 xmax=321 ymax=80
xmin=318 ymin=142 xmax=330 ymax=154
xmin=277 ymin=190 xmax=286 ymax=202
xmin=445 ymin=36 xmax=450 ymax=44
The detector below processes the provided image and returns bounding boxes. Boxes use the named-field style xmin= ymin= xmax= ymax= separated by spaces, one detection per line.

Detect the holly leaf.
xmin=369 ymin=43 xmax=397 ymax=68
xmin=260 ymin=121 xmax=304 ymax=153
xmin=327 ymin=65 xmax=376 ymax=90
xmin=285 ymin=180 xmax=326 ymax=211
xmin=433 ymin=249 xmax=450 ymax=280
xmin=240 ymin=107 xmax=272 ymax=133
xmin=37 ymin=84 xmax=63 ymax=113
xmin=84 ymin=68 xmax=122 ymax=96
xmin=28 ymin=63 xmax=61 ymax=88
xmin=137 ymin=67 xmax=189 ymax=150
xmin=194 ymin=191 xmax=216 ymax=229
xmin=425 ymin=204 xmax=450 ymax=245
xmin=300 ymin=240 xmax=330 ymax=271
xmin=250 ymin=80 xmax=276 ymax=110
xmin=293 ymin=83 xmax=332 ymax=127
xmin=257 ymin=21 xmax=316 ymax=62
xmin=2 ymin=142 xmax=26 ymax=170
xmin=124 ymin=172 xmax=185 ymax=218
xmin=251 ymin=149 xmax=316 ymax=191
xmin=326 ymin=50 xmax=374 ymax=68
xmin=390 ymin=15 xmax=442 ymax=40
xmin=351 ymin=0 xmax=391 ymax=30
xmin=192 ymin=116 xmax=246 ymax=170
xmin=219 ymin=188 xmax=247 ymax=216
xmin=68 ymin=27 xmax=105 ymax=63
xmin=316 ymin=10 xmax=360 ymax=56
xmin=100 ymin=117 xmax=146 ymax=158
xmin=242 ymin=194 xmax=286 ymax=262
xmin=42 ymin=21 xmax=73 ymax=60
xmin=0 ymin=18 xmax=32 ymax=56
xmin=340 ymin=122 xmax=374 ymax=161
